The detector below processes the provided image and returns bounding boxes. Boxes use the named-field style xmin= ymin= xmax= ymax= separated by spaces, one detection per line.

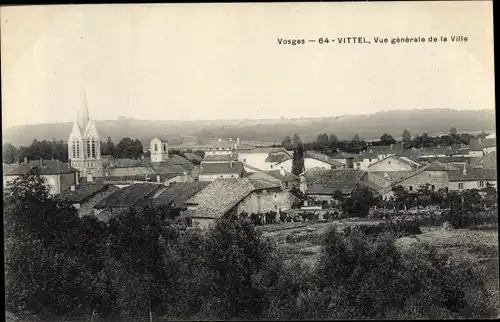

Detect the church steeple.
xmin=76 ymin=89 xmax=90 ymax=133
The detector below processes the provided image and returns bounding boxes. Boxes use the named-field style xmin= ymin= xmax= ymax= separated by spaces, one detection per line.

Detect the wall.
xmin=166 ymin=174 xmax=194 ymax=185
xmin=78 ymin=186 xmax=120 ymax=217
xmin=198 ymin=173 xmax=241 ymax=181
xmin=448 ymin=180 xmax=497 ymax=191
xmin=469 ymin=151 xmax=484 ymax=157
xmin=269 ymin=159 xmax=293 ymax=172
xmin=235 ymin=188 xmax=295 ymax=217
xmin=367 ymin=157 xmax=414 ymax=172
xmin=238 ymin=153 xmax=269 ymax=171
xmin=303 ymin=158 xmax=337 ymax=171
xmin=59 ymin=172 xmax=77 ymax=194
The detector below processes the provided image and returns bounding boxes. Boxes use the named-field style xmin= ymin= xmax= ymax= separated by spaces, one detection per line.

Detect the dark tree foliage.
xmin=4 ymin=169 xmax=497 ymax=321
xmin=342 ymin=186 xmax=377 ymax=218
xmin=291 ymin=141 xmax=305 ymax=176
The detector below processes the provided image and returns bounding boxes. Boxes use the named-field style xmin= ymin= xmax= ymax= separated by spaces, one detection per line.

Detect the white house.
xmin=238 ymin=147 xmax=292 ymax=171
xmin=366 ymin=155 xmax=421 ymax=172
xmin=447 ymin=167 xmax=497 ymax=191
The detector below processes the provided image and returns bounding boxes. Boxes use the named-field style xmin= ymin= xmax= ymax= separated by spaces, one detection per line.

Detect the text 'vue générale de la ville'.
xmin=277 ymin=36 xmax=469 ymax=46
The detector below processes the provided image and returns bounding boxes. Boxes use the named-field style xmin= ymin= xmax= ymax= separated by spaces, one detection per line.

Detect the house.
xmin=198 ymin=161 xmax=245 ymax=181
xmin=366 ymin=155 xmax=422 ymax=172
xmin=93 ymin=183 xmax=168 ymax=221
xmin=246 ymin=168 xmax=300 ymax=191
xmin=447 ymin=168 xmax=497 ymax=191
xmin=163 ymin=172 xmax=194 ymax=185
xmin=352 ymin=153 xmax=379 ymax=170
xmin=238 ymin=147 xmax=292 ymax=171
xmin=184 ymin=178 xmax=297 ymax=229
xmin=151 ymin=181 xmax=210 ymax=209
xmin=477 ymin=151 xmax=497 ymax=169
xmin=469 ymin=137 xmax=496 ymax=157
xmin=303 ymin=151 xmax=345 ymax=171
xmin=58 ymin=183 xmax=119 ymax=217
xmin=265 ymin=152 xmax=294 ymax=171
xmin=150 ymin=137 xmax=169 ymax=163
xmin=3 ymin=159 xmax=79 ymax=195
xmin=299 ymin=168 xmax=368 ymax=202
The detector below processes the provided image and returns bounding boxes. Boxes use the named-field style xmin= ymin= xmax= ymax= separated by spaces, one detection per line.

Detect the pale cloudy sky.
xmin=1 ymin=2 xmax=494 ymax=128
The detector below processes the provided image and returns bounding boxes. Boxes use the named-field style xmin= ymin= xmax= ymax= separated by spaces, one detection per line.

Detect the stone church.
xmin=67 ymin=92 xmax=103 ymax=178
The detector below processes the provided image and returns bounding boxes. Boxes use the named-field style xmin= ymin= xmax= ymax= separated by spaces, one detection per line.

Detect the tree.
xmin=291 ymin=134 xmax=301 ymax=149
xmin=402 ymin=129 xmax=411 ymax=143
xmin=449 ymin=127 xmax=458 ymax=136
xmin=101 ymin=137 xmax=115 ymax=156
xmin=291 ymin=141 xmax=305 ymax=176
xmin=3 ymin=142 xmax=17 ymax=164
xmin=114 ymin=138 xmax=144 ymax=159
xmin=328 ymin=134 xmax=338 ymax=151
xmin=281 ymin=136 xmax=292 ymax=150
xmin=316 ymin=133 xmax=329 ymax=151
xmin=380 ymin=133 xmax=397 ymax=146
xmin=342 ymin=186 xmax=377 ymax=218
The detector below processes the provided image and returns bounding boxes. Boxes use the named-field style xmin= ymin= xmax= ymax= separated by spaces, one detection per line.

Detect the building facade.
xmin=67 ymin=91 xmax=103 ymax=178
xmin=150 ymin=137 xmax=169 ymax=163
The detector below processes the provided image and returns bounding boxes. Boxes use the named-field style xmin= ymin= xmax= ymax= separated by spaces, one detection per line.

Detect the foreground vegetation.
xmin=5 ymin=169 xmax=498 ymax=321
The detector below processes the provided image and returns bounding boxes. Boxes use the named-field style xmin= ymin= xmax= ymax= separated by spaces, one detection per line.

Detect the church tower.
xmin=68 ymin=90 xmax=103 ymax=179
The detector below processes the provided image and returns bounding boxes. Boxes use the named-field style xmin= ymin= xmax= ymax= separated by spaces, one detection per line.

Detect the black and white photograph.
xmin=2 ymin=2 xmax=498 ymax=321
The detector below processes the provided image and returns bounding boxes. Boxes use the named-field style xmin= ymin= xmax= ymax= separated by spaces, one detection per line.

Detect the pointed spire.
xmin=76 ymin=88 xmax=90 ymax=133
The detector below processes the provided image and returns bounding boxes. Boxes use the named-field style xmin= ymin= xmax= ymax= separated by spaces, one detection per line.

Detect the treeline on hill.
xmin=4 ymin=169 xmax=497 ymax=321
xmin=283 ymin=127 xmax=481 ymax=156
xmin=2 ymin=137 xmax=144 ymax=164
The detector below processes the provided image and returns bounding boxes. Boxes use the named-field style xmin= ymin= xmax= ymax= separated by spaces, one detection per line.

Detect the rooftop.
xmin=447 ymin=168 xmax=497 ymax=182
xmin=304 ymin=151 xmax=345 ymax=167
xmin=199 ymin=161 xmax=245 ymax=175
xmin=302 ymin=168 xmax=367 ymax=195
xmin=152 ymin=181 xmax=210 ymax=208
xmin=58 ymin=182 xmax=117 ymax=203
xmin=3 ymin=159 xmax=77 ymax=176
xmin=94 ymin=183 xmax=167 ymax=209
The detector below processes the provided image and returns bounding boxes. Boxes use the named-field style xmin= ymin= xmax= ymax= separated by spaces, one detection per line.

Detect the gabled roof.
xmin=480 ymin=151 xmax=497 ymax=169
xmin=199 ymin=161 xmax=244 ymax=175
xmin=265 ymin=153 xmax=292 ymax=163
xmin=185 ymin=178 xmax=284 ymax=219
xmin=151 ymin=137 xmax=169 ymax=142
xmin=304 ymin=151 xmax=344 ymax=167
xmin=152 ymin=181 xmax=210 ymax=208
xmin=3 ymin=160 xmax=77 ymax=176
xmin=470 ymin=138 xmax=497 ymax=151
xmin=367 ymin=155 xmax=420 ymax=170
xmin=183 ymin=152 xmax=203 ymax=162
xmin=302 ymin=168 xmax=367 ymax=195
xmin=58 ymin=183 xmax=117 ymax=203
xmin=94 ymin=183 xmax=167 ymax=209
xmin=447 ymin=168 xmax=497 ymax=182
xmin=264 ymin=169 xmax=299 ymax=182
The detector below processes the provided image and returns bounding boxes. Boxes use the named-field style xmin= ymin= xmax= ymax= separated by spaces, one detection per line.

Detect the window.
xmin=86 ymin=140 xmax=92 ymax=158
xmin=458 ymin=183 xmax=464 ymax=189
xmin=270 ymin=165 xmax=273 ymax=169
xmin=91 ymin=140 xmax=97 ymax=158
xmin=409 ymin=186 xmax=413 ymax=191
xmin=221 ymin=175 xmax=223 ymax=177
xmin=163 ymin=144 xmax=166 ymax=152
xmin=388 ymin=161 xmax=391 ymax=164
xmin=72 ymin=141 xmax=77 ymax=159
xmin=369 ymin=158 xmax=372 ymax=162
xmin=76 ymin=141 xmax=81 ymax=158
xmin=231 ymin=175 xmax=234 ymax=178
xmin=154 ymin=144 xmax=158 ymax=152
xmin=479 ymin=181 xmax=485 ymax=188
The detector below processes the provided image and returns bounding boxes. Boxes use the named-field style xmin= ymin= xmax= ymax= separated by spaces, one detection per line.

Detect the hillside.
xmin=2 ymin=109 xmax=495 ymax=146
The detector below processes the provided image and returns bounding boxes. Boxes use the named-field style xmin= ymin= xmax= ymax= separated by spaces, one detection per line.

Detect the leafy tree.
xmin=3 ymin=142 xmax=17 ymax=164
xmin=101 ymin=136 xmax=115 ymax=156
xmin=291 ymin=141 xmax=305 ymax=176
xmin=114 ymin=137 xmax=144 ymax=159
xmin=328 ymin=134 xmax=338 ymax=151
xmin=380 ymin=133 xmax=397 ymax=146
xmin=402 ymin=129 xmax=411 ymax=143
xmin=281 ymin=136 xmax=292 ymax=150
xmin=316 ymin=133 xmax=329 ymax=151
xmin=342 ymin=186 xmax=377 ymax=217
xmin=291 ymin=133 xmax=301 ymax=149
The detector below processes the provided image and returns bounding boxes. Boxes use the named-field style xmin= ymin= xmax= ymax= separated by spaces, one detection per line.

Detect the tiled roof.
xmin=152 ymin=181 xmax=210 ymax=208
xmin=199 ymin=161 xmax=244 ymax=175
xmin=302 ymin=168 xmax=367 ymax=195
xmin=367 ymin=143 xmax=404 ymax=154
xmin=416 ymin=156 xmax=470 ymax=163
xmin=58 ymin=183 xmax=116 ymax=203
xmin=480 ymin=151 xmax=497 ymax=169
xmin=387 ymin=163 xmax=449 ymax=188
xmin=447 ymin=168 xmax=497 ymax=182
xmin=264 ymin=169 xmax=299 ymax=182
xmin=367 ymin=155 xmax=420 ymax=170
xmin=423 ymin=161 xmax=460 ymax=171
xmin=203 ymin=154 xmax=238 ymax=162
xmin=105 ymin=167 xmax=156 ymax=178
xmin=304 ymin=151 xmax=344 ymax=167
xmin=94 ymin=183 xmax=167 ymax=209
xmin=265 ymin=153 xmax=292 ymax=163
xmin=369 ymin=171 xmax=415 ymax=184
xmin=186 ymin=178 xmax=282 ymax=219
xmin=110 ymin=158 xmax=142 ymax=168
xmin=3 ymin=160 xmax=76 ymax=176
xmin=152 ymin=164 xmax=189 ymax=174
xmin=358 ymin=180 xmax=384 ymax=192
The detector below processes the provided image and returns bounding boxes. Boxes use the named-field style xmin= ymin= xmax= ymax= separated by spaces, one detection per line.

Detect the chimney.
xmin=40 ymin=158 xmax=43 ymax=166
xmin=478 ymin=137 xmax=482 ymax=145
xmin=463 ymin=163 xmax=467 ymax=175
xmin=230 ymin=161 xmax=234 ymax=168
xmin=280 ymin=168 xmax=286 ymax=177
xmin=105 ymin=171 xmax=108 ymax=177
xmin=70 ymin=185 xmax=76 ymax=192
xmin=346 ymin=157 xmax=354 ymax=169
xmin=157 ymin=175 xmax=161 ymax=183
xmin=390 ymin=144 xmax=394 ymax=150
xmin=24 ymin=156 xmax=28 ymax=164
xmin=218 ymin=138 xmax=222 ymax=143
xmin=324 ymin=155 xmax=328 ymax=161
xmin=87 ymin=173 xmax=93 ymax=182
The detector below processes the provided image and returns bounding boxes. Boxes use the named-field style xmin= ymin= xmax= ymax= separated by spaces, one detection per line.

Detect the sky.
xmin=1 ymin=2 xmax=495 ymax=128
